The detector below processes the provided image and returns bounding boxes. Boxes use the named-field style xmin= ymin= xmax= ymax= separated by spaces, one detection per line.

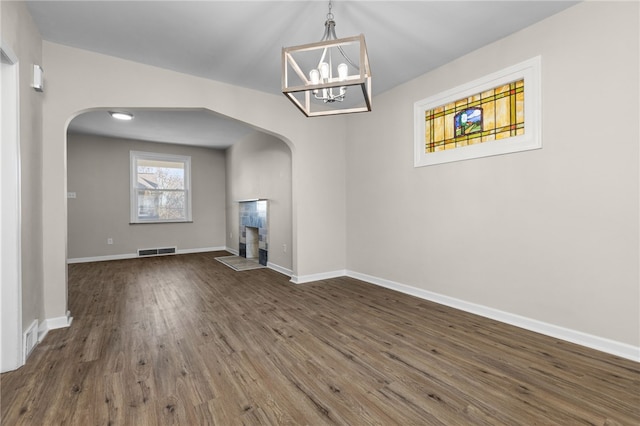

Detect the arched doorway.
xmin=65 ymin=108 xmax=293 ymax=273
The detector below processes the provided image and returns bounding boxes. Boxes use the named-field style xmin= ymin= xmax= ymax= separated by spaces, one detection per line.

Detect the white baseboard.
xmin=291 ymin=269 xmax=347 ymax=284
xmin=347 ymin=270 xmax=640 ymax=363
xmin=225 ymin=247 xmax=239 ymax=256
xmin=67 ymin=247 xmax=227 ymax=264
xmin=267 ymin=262 xmax=293 ymax=277
xmin=179 ymin=246 xmax=226 ymax=254
xmin=67 ymin=253 xmax=136 ymax=263
xmin=38 ymin=310 xmax=73 ymax=343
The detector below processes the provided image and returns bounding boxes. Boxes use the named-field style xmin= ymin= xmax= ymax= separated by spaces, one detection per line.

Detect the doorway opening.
xmin=1 ymin=42 xmax=23 ymax=372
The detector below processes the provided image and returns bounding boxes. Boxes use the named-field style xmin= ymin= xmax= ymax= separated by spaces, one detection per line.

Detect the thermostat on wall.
xmin=32 ymin=64 xmax=43 ymax=92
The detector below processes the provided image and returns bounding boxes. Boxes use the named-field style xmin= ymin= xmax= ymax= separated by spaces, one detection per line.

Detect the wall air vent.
xmin=23 ymin=320 xmax=39 ymax=361
xmin=137 ymin=247 xmax=177 ymax=257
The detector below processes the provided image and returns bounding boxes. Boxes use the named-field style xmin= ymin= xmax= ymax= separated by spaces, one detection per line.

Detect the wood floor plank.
xmin=2 ymin=251 xmax=638 ymax=425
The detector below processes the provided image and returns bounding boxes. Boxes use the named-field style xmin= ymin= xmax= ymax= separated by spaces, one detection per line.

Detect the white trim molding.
xmin=225 ymin=247 xmax=239 ymax=256
xmin=178 ymin=246 xmax=226 ymax=255
xmin=67 ymin=246 xmax=226 ymax=264
xmin=267 ymin=262 xmax=293 ymax=277
xmin=38 ymin=311 xmax=73 ymax=343
xmin=414 ymin=56 xmax=542 ymax=167
xmin=0 ymin=40 xmax=23 ymax=373
xmin=67 ymin=253 xmax=137 ymax=264
xmin=347 ymin=270 xmax=639 ymax=362
xmin=129 ymin=150 xmax=192 ymax=224
xmin=291 ymin=270 xmax=347 ymax=285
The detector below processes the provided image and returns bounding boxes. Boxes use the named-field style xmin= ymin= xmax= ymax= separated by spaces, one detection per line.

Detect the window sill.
xmin=129 ymin=221 xmax=193 ymax=225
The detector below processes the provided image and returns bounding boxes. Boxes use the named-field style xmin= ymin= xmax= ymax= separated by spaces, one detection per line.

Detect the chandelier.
xmin=282 ymin=1 xmax=371 ymax=117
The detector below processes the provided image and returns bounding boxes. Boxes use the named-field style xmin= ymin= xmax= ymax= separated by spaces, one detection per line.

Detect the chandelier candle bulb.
xmin=310 ymin=69 xmax=320 ymax=85
xmin=319 ymin=62 xmax=330 ymax=80
xmin=338 ymin=63 xmax=348 ymax=81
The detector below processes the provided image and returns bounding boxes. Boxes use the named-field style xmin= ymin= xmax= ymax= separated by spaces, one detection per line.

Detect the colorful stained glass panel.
xmin=424 ymin=79 xmax=524 ymax=153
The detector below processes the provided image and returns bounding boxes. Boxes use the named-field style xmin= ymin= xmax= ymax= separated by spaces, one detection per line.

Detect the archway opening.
xmin=65 ymin=108 xmax=293 ymax=275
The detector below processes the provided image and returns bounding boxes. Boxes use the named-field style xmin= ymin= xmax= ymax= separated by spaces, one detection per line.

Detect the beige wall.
xmin=346 ymin=2 xmax=639 ymax=348
xmin=67 ymin=133 xmax=226 ymax=259
xmin=13 ymin=1 xmax=637 ymax=358
xmin=42 ymin=41 xmax=347 ymax=320
xmin=225 ymin=131 xmax=293 ymax=272
xmin=1 ymin=1 xmax=45 ymax=331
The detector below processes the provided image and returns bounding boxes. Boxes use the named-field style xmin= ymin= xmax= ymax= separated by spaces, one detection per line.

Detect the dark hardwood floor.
xmin=2 ymin=251 xmax=639 ymax=425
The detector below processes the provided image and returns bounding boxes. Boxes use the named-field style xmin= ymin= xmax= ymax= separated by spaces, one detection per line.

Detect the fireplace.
xmin=238 ymin=199 xmax=268 ymax=265
xmin=245 ymin=226 xmax=259 ymax=259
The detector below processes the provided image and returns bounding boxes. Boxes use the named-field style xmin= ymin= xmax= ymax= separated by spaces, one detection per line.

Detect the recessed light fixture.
xmin=109 ymin=111 xmax=134 ymax=121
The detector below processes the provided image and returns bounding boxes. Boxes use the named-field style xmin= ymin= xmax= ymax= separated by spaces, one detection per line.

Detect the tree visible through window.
xmin=130 ymin=151 xmax=191 ymax=223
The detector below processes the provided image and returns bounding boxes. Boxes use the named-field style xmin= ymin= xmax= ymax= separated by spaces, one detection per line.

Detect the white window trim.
xmin=414 ymin=56 xmax=542 ymax=167
xmin=130 ymin=151 xmax=192 ymax=224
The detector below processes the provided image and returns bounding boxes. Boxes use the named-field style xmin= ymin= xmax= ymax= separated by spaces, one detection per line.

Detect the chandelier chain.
xmin=320 ymin=0 xmax=359 ymax=71
xmin=327 ymin=0 xmax=334 ymax=21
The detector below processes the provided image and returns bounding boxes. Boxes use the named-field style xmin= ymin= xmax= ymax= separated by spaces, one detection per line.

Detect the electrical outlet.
xmin=283 ymin=243 xmax=287 ymax=253
xmin=107 ymin=238 xmax=113 ymax=245
xmin=230 ymin=232 xmax=233 ymax=239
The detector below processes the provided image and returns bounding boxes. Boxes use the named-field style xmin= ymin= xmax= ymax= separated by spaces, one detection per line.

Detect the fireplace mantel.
xmin=238 ymin=198 xmax=268 ymax=203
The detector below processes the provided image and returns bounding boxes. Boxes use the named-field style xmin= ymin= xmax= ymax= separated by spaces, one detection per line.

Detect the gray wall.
xmin=17 ymin=1 xmax=637 ymax=357
xmin=345 ymin=2 xmax=639 ymax=347
xmin=42 ymin=41 xmax=347 ymax=321
xmin=67 ymin=133 xmax=227 ymax=259
xmin=1 ymin=1 xmax=45 ymax=332
xmin=225 ymin=131 xmax=293 ymax=272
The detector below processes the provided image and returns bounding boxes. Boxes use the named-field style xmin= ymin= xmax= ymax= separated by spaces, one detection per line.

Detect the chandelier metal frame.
xmin=282 ymin=2 xmax=371 ymax=117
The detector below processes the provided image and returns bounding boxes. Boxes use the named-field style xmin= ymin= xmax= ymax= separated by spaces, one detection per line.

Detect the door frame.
xmin=1 ymin=40 xmax=23 ymax=372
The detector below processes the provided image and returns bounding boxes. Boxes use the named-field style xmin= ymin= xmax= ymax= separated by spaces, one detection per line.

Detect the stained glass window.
xmin=424 ymin=79 xmax=524 ymax=153
xmin=454 ymin=107 xmax=483 ymax=137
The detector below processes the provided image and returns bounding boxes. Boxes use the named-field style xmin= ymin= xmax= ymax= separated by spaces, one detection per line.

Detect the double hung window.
xmin=130 ymin=151 xmax=192 ymax=223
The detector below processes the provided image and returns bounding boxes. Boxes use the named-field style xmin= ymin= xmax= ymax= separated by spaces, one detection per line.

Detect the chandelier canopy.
xmin=282 ymin=1 xmax=371 ymax=117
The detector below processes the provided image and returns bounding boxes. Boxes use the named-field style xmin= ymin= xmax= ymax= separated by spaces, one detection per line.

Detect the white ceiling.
xmin=28 ymin=0 xmax=577 ymax=148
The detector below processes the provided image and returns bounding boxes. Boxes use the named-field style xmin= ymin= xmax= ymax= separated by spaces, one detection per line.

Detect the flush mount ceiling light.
xmin=282 ymin=0 xmax=371 ymax=117
xmin=109 ymin=111 xmax=134 ymax=121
